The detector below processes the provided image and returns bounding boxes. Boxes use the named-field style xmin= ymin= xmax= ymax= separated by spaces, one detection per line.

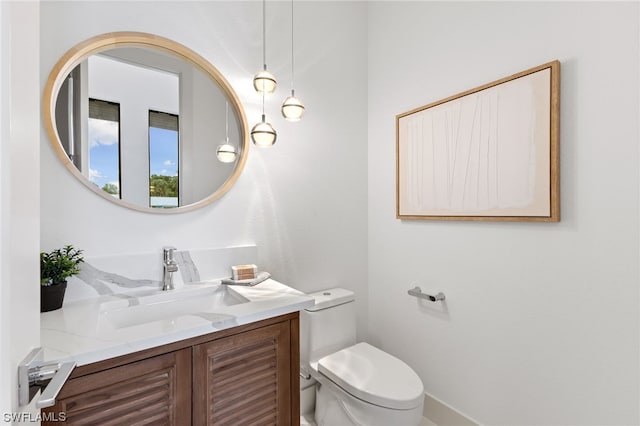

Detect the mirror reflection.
xmin=46 ymin=33 xmax=248 ymax=212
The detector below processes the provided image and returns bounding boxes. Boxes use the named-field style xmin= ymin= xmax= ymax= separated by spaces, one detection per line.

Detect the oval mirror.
xmin=43 ymin=32 xmax=249 ymax=213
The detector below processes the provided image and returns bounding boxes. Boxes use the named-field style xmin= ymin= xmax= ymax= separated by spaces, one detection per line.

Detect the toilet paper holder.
xmin=408 ymin=286 xmax=445 ymax=302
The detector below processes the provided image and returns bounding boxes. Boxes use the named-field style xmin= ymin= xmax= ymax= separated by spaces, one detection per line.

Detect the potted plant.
xmin=40 ymin=245 xmax=84 ymax=312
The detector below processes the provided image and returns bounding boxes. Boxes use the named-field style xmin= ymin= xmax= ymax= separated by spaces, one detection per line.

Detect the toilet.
xmin=300 ymin=288 xmax=424 ymax=426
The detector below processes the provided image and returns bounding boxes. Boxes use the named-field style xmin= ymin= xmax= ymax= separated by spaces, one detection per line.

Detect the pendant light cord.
xmin=262 ymin=0 xmax=267 ymax=70
xmin=290 ymin=0 xmax=295 ymax=93
xmin=262 ymin=0 xmax=266 ymax=119
xmin=225 ymin=101 xmax=229 ymax=142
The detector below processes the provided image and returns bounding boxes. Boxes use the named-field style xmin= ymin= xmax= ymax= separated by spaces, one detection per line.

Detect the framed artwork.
xmin=396 ymin=61 xmax=560 ymax=222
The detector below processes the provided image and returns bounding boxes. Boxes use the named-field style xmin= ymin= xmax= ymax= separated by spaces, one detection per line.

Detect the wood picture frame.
xmin=396 ymin=61 xmax=560 ymax=222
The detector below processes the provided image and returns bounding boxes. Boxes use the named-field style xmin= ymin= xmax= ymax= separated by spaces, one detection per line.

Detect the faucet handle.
xmin=163 ymin=246 xmax=177 ymax=262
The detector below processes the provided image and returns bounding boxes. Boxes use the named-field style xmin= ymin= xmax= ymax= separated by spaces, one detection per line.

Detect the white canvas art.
xmin=396 ymin=62 xmax=559 ymax=221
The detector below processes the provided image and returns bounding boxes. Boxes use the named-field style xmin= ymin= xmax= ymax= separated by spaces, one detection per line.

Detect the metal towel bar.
xmin=408 ymin=286 xmax=445 ymax=302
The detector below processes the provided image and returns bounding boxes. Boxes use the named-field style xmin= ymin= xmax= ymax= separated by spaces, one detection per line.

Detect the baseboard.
xmin=423 ymin=392 xmax=479 ymax=426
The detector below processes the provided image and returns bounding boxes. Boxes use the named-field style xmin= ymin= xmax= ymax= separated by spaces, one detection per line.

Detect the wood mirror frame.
xmin=43 ymin=31 xmax=249 ymax=214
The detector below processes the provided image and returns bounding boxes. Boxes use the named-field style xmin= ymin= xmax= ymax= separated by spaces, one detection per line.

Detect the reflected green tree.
xmin=150 ymin=174 xmax=178 ymax=197
xmin=102 ymin=183 xmax=119 ymax=195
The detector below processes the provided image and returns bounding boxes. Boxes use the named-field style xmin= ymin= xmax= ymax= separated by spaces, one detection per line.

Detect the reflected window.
xmin=149 ymin=110 xmax=179 ymax=208
xmin=88 ymin=98 xmax=121 ymax=198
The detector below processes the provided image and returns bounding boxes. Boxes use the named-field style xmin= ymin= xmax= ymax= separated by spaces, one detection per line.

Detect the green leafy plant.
xmin=40 ymin=245 xmax=84 ymax=286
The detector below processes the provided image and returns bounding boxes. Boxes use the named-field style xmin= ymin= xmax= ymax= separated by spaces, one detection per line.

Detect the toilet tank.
xmin=300 ymin=288 xmax=356 ymax=368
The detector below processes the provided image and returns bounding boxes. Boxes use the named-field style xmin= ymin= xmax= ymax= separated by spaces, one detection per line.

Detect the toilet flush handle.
xmin=300 ymin=367 xmax=311 ymax=380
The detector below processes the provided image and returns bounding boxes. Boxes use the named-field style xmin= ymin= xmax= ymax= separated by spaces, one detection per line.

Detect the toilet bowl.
xmin=300 ymin=288 xmax=424 ymax=426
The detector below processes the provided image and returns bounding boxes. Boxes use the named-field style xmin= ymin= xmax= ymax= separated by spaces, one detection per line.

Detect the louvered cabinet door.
xmin=42 ymin=348 xmax=191 ymax=426
xmin=193 ymin=321 xmax=291 ymax=426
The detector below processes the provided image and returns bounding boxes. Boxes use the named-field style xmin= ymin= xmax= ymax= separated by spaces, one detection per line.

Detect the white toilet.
xmin=300 ymin=288 xmax=424 ymax=426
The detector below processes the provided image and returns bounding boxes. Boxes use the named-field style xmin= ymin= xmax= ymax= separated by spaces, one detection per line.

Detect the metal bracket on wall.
xmin=407 ymin=286 xmax=446 ymax=302
xmin=18 ymin=347 xmax=76 ymax=408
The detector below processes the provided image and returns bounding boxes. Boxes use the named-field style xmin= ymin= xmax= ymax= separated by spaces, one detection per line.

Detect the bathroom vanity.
xmin=39 ymin=279 xmax=313 ymax=425
xmin=37 ymin=29 xmax=313 ymax=424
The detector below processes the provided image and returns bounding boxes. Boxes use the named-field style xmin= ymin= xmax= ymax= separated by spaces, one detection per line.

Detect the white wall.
xmin=40 ymin=1 xmax=369 ymax=336
xmin=0 ymin=1 xmax=41 ymax=416
xmin=368 ymin=2 xmax=639 ymax=425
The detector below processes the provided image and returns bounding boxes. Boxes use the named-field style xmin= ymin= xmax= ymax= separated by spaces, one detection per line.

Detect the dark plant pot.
xmin=41 ymin=281 xmax=67 ymax=312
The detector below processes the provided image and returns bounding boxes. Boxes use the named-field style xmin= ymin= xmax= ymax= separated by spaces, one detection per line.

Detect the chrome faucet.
xmin=162 ymin=246 xmax=178 ymax=291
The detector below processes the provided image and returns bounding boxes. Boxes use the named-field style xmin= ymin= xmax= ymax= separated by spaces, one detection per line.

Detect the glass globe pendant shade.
xmin=281 ymin=90 xmax=305 ymax=121
xmin=216 ymin=142 xmax=238 ymax=163
xmin=251 ymin=115 xmax=277 ymax=147
xmin=253 ymin=68 xmax=277 ymax=94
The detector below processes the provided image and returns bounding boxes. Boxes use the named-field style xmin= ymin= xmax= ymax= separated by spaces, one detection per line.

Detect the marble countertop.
xmin=41 ymin=279 xmax=314 ymax=366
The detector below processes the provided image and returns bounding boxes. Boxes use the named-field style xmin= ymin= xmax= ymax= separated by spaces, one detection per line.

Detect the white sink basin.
xmin=99 ymin=285 xmax=249 ymax=329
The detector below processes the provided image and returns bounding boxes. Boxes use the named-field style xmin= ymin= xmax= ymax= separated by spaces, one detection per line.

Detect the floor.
xmin=300 ymin=414 xmax=436 ymax=425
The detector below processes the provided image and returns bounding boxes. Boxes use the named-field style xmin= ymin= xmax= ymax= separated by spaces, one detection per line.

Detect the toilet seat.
xmin=317 ymin=342 xmax=424 ymax=410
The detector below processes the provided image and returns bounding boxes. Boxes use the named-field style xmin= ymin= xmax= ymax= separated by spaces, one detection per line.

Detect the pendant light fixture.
xmin=253 ymin=0 xmax=277 ymax=95
xmin=216 ymin=102 xmax=238 ymax=163
xmin=251 ymin=0 xmax=277 ymax=146
xmin=281 ymin=0 xmax=305 ymax=121
xmin=251 ymin=91 xmax=277 ymax=147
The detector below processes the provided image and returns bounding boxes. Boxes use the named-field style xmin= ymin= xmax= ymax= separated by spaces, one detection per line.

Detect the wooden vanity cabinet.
xmin=42 ymin=349 xmax=191 ymax=425
xmin=193 ymin=321 xmax=293 ymax=425
xmin=42 ymin=312 xmax=300 ymax=426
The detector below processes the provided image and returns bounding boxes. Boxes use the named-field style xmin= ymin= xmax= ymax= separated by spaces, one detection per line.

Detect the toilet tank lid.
xmin=318 ymin=342 xmax=424 ymax=410
xmin=305 ymin=288 xmax=354 ymax=312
